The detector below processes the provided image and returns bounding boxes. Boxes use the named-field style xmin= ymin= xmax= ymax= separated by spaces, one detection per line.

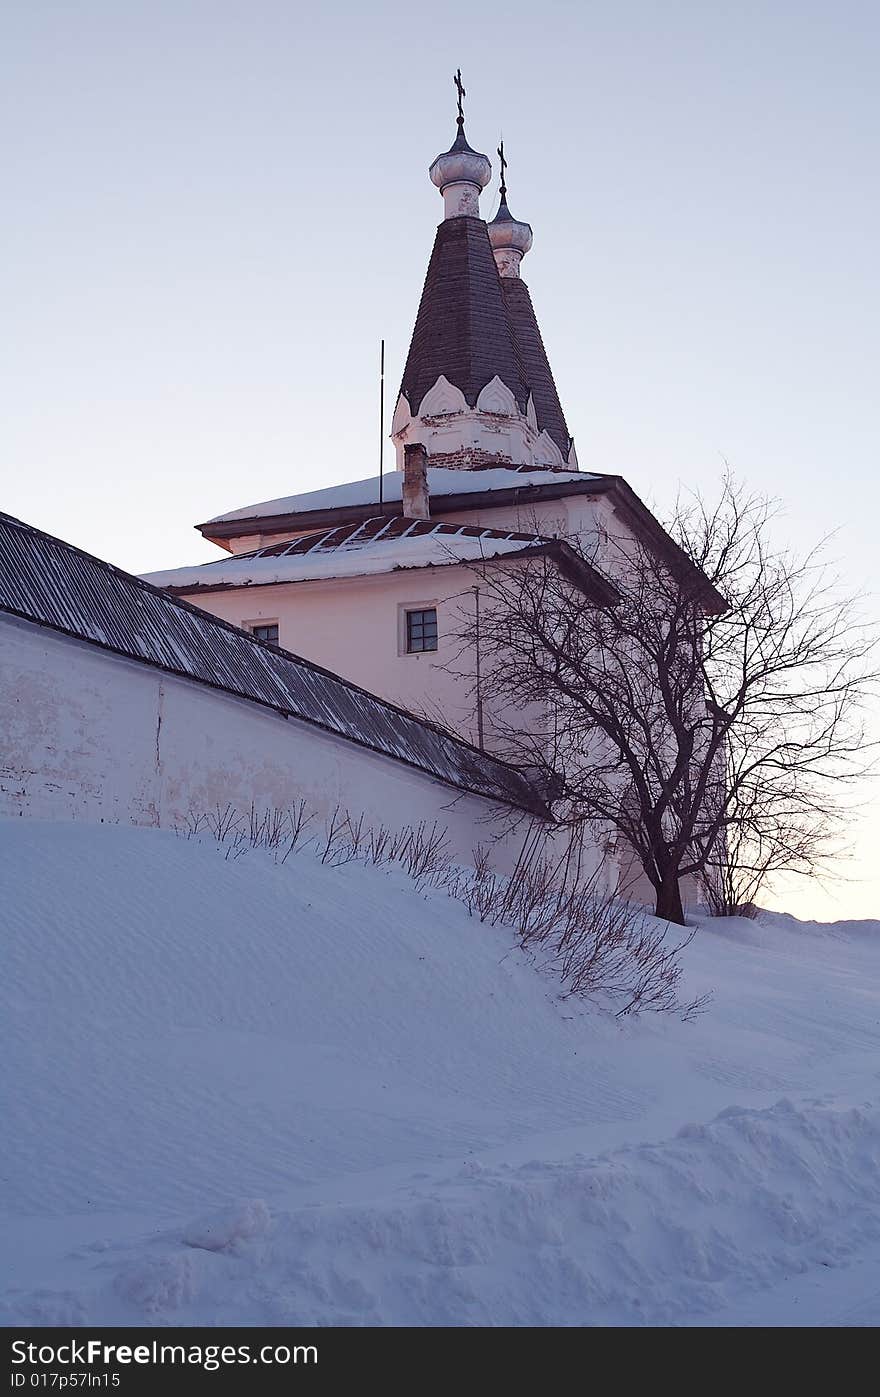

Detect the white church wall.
xmin=0 ymin=613 xmax=537 ymax=871
xmin=180 ymin=564 xmax=512 ymax=753
xmin=427 ymin=493 xmax=608 ymax=545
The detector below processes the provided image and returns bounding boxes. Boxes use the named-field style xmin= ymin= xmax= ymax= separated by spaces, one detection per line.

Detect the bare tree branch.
xmin=445 ymin=473 xmax=879 ymax=923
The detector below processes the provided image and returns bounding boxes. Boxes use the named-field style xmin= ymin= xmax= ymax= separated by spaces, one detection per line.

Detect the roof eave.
xmin=196 ymin=472 xmax=722 ymax=610
xmin=599 ymin=477 xmax=728 ymax=613
xmin=164 ymin=540 xmax=620 ymax=606
xmin=196 ymin=477 xmax=614 ymax=544
xmin=196 ymin=499 xmax=401 ymax=543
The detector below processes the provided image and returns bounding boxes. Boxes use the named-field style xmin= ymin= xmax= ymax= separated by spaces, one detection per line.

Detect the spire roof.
xmin=398 ymin=89 xmax=572 ymax=461
xmin=399 ymin=197 xmax=570 ymax=454
xmin=501 ymin=277 xmax=570 ymax=453
xmin=400 ymin=215 xmax=530 ymax=417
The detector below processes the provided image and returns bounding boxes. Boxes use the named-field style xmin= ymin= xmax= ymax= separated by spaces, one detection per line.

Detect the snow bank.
xmin=182 ymin=1200 xmax=272 ymax=1254
xmin=82 ymin=1100 xmax=880 ymax=1325
xmin=2 ymin=820 xmax=879 ymax=1326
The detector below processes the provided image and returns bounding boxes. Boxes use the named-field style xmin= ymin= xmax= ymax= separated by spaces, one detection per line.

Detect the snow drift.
xmin=2 ymin=821 xmax=879 ymax=1326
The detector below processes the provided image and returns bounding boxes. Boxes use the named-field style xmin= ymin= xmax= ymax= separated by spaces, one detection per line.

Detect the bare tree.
xmin=449 ymin=476 xmax=878 ymax=924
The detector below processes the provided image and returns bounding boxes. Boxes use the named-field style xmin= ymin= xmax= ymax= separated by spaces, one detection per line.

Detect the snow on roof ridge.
xmin=142 ymin=528 xmax=554 ymax=592
xmin=202 ymin=465 xmax=595 ymax=527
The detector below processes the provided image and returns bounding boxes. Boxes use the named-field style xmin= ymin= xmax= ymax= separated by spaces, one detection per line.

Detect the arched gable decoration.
xmin=418 ymin=375 xmax=469 ymax=418
xmin=534 ymin=429 xmax=566 ymax=468
xmin=391 ymin=393 xmax=412 ymax=437
xmin=476 ymin=375 xmax=518 ymax=416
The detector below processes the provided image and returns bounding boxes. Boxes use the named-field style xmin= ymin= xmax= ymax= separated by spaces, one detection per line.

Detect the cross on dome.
xmin=454 ymin=68 xmax=466 ymax=126
xmin=497 ymin=139 xmax=508 ymax=202
xmin=429 ymin=69 xmax=491 ymax=219
xmin=488 ymin=140 xmax=533 ymax=278
xmin=399 ymin=79 xmax=574 ymax=470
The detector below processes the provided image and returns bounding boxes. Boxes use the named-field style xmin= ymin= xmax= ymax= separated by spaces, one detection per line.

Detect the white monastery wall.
xmin=0 ymin=613 xmax=536 ymax=871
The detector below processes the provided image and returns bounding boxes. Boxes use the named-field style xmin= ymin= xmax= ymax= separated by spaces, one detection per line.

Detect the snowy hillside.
xmin=2 ymin=821 xmax=879 ymax=1326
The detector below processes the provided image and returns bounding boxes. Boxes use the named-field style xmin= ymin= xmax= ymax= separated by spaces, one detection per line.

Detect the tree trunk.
xmin=654 ymin=876 xmax=686 ymax=926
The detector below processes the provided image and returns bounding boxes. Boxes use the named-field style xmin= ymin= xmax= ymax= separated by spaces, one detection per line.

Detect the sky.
xmin=2 ymin=1 xmax=878 ymax=917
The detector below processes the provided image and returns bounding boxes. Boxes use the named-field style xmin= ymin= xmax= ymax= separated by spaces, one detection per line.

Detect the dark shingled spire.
xmin=501 ymin=277 xmax=571 ymax=454
xmin=401 ymin=101 xmax=573 ymax=465
xmin=399 ymin=215 xmax=572 ymax=456
xmin=400 ymin=215 xmax=530 ymax=417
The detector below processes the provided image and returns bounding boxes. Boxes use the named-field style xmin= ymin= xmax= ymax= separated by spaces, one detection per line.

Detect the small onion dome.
xmin=429 ymin=124 xmax=492 ymax=194
xmin=429 ymin=124 xmax=491 ymax=218
xmin=487 ymin=196 xmax=533 ymax=277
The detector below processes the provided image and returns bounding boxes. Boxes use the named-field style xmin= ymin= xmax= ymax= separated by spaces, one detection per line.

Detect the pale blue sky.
xmin=2 ymin=1 xmax=878 ymax=916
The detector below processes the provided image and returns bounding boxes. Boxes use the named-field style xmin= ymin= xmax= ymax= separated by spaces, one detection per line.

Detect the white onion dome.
xmin=429 ymin=123 xmax=492 ymax=194
xmin=429 ymin=122 xmax=491 ymax=218
xmin=488 ymin=195 xmax=533 ymax=277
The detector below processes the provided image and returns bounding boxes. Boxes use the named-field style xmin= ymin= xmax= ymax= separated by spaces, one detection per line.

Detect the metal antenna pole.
xmin=378 ymin=338 xmax=385 ymax=511
xmin=474 ymin=584 xmax=484 ymax=751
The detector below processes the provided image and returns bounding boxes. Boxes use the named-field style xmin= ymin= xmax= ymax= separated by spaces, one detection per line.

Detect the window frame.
xmin=246 ymin=620 xmax=280 ymax=647
xmin=399 ymin=602 xmax=439 ymax=656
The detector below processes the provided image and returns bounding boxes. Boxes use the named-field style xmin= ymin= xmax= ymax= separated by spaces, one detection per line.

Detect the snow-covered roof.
xmin=202 ymin=466 xmax=595 ymax=528
xmin=144 ymin=517 xmax=561 ymax=592
xmin=0 ymin=511 xmax=548 ymax=815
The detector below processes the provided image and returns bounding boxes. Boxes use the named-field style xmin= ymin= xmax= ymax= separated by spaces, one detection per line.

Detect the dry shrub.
xmin=176 ymin=805 xmax=706 ymax=1017
xmin=448 ymin=832 xmax=709 ymax=1019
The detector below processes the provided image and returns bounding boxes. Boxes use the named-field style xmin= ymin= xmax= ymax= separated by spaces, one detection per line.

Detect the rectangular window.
xmin=249 ymin=622 xmax=279 ymax=645
xmin=405 ymin=607 xmax=438 ymax=654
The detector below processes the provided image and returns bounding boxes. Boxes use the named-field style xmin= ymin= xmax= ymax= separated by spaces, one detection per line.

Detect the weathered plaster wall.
xmin=391 ymin=377 xmax=572 ymax=473
xmin=0 ymin=613 xmax=536 ymax=869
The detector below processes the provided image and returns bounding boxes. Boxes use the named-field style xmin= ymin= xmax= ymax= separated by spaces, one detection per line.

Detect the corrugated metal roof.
xmin=0 ymin=512 xmax=548 ymax=816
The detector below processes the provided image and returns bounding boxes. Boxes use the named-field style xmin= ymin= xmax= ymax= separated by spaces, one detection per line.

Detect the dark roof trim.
xmin=597 ymin=478 xmax=728 ymax=614
xmin=0 ymin=512 xmax=550 ymax=817
xmin=474 ymin=540 xmax=620 ymax=607
xmin=538 ymin=541 xmax=621 ymax=606
xmin=197 ymin=478 xmax=614 ymax=544
xmin=167 ymin=538 xmax=620 ymax=608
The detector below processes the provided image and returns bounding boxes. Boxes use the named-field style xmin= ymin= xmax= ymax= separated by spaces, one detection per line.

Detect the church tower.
xmin=392 ymin=74 xmax=577 ymax=474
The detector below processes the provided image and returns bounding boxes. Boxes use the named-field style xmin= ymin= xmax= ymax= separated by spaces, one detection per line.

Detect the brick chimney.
xmin=403 ymin=442 xmax=430 ymax=520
